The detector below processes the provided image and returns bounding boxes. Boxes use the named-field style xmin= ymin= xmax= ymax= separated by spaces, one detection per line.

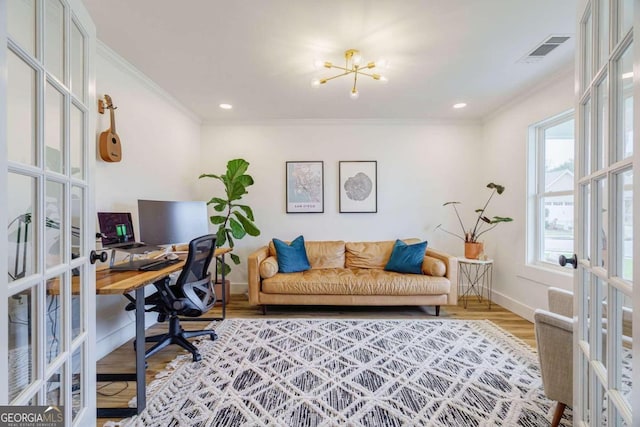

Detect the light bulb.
xmin=313 ymin=59 xmax=325 ymax=69
xmin=352 ymin=53 xmax=362 ymax=66
xmin=379 ymin=76 xmax=388 ymax=84
xmin=350 ymin=89 xmax=359 ymax=99
xmin=453 ymin=103 xmax=467 ymax=109
xmin=311 ymin=78 xmax=321 ymax=88
xmin=376 ymin=58 xmax=389 ymax=69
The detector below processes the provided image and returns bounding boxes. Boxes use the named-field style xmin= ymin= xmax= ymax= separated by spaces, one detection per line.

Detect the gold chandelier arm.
xmin=353 ymin=70 xmax=358 ymax=92
xmin=327 ymin=64 xmax=353 ymax=73
xmin=356 ymin=70 xmax=378 ymax=79
xmin=322 ymin=71 xmax=354 ymax=82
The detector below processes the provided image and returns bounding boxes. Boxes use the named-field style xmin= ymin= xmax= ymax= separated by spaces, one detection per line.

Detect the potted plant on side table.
xmin=437 ymin=182 xmax=513 ymax=259
xmin=199 ymin=158 xmax=261 ymax=304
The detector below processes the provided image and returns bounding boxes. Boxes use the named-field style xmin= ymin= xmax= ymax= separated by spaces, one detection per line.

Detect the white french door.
xmin=0 ymin=0 xmax=96 ymax=425
xmin=574 ymin=0 xmax=639 ymax=425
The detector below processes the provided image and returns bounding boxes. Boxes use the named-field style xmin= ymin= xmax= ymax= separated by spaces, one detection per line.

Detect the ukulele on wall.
xmin=98 ymin=94 xmax=122 ymax=162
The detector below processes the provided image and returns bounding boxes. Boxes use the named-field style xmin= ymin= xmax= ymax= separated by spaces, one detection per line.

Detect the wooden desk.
xmin=96 ymin=247 xmax=230 ymax=418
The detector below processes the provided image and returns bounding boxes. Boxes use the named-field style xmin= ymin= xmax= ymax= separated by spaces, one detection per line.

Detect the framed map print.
xmin=339 ymin=161 xmax=377 ymax=213
xmin=286 ymin=161 xmax=324 ymax=213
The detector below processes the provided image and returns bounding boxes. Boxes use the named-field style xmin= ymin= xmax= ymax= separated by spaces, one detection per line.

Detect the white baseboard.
xmin=230 ymin=282 xmax=248 ymax=296
xmin=96 ymin=313 xmax=158 ymax=361
xmin=490 ymin=290 xmax=536 ymax=323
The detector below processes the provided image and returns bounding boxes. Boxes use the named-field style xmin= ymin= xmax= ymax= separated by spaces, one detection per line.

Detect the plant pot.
xmin=464 ymin=242 xmax=484 ymax=260
xmin=214 ymin=279 xmax=231 ymax=306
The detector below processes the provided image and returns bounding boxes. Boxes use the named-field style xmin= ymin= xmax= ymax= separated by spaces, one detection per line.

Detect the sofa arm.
xmin=247 ymin=246 xmax=270 ymax=306
xmin=426 ymin=248 xmax=458 ymax=305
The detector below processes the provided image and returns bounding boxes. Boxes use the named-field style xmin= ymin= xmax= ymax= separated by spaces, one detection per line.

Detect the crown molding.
xmin=202 ymin=118 xmax=483 ymax=127
xmin=96 ymin=40 xmax=202 ymax=125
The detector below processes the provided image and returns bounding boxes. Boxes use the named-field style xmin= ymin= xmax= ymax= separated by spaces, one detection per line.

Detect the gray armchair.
xmin=534 ymin=287 xmax=574 ymax=427
xmin=535 ymin=287 xmax=633 ymax=426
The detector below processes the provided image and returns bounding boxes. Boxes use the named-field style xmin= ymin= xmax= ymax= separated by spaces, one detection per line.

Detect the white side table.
xmin=457 ymin=257 xmax=493 ymax=309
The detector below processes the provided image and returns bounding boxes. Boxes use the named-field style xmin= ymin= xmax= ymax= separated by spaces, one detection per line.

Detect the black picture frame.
xmin=339 ymin=161 xmax=377 ymax=213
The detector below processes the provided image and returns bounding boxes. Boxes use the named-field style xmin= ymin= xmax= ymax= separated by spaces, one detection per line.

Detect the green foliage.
xmin=437 ymin=182 xmax=513 ymax=243
xmin=199 ymin=159 xmax=261 ymax=275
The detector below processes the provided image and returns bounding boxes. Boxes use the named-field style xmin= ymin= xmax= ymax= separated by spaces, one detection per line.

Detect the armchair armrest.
xmin=247 ymin=246 xmax=270 ymax=306
xmin=425 ymin=248 xmax=458 ymax=305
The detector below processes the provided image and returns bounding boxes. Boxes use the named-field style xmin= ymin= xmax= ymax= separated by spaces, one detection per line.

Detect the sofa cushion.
xmin=269 ymin=240 xmax=346 ymax=269
xmin=422 ymin=256 xmax=446 ymax=277
xmin=262 ymin=268 xmax=450 ymax=296
xmin=272 ymin=236 xmax=311 ymax=273
xmin=345 ymin=241 xmax=395 ymax=269
xmin=259 ymin=256 xmax=279 ymax=279
xmin=385 ymin=240 xmax=428 ymax=274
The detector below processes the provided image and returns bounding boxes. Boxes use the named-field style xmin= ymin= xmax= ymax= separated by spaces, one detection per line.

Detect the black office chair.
xmin=139 ymin=234 xmax=218 ymax=362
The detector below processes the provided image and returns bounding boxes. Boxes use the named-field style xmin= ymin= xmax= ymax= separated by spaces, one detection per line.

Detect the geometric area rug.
xmin=118 ymin=319 xmax=572 ymax=427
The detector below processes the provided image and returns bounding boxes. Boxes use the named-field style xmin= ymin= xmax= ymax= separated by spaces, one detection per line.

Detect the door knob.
xmin=559 ymin=254 xmax=578 ymax=269
xmin=90 ymin=250 xmax=108 ymax=264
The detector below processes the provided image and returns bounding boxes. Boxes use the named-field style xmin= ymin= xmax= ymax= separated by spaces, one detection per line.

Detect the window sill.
xmin=517 ymin=263 xmax=573 ymax=288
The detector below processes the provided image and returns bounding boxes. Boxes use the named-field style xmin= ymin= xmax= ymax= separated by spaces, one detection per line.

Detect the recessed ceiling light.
xmin=219 ymin=103 xmax=233 ymax=110
xmin=453 ymin=103 xmax=467 ymax=109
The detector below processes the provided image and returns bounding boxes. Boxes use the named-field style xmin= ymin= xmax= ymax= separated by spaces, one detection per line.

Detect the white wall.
xmin=198 ymin=121 xmax=484 ymax=287
xmin=94 ymin=43 xmax=201 ymax=359
xmin=481 ymin=70 xmax=575 ymax=321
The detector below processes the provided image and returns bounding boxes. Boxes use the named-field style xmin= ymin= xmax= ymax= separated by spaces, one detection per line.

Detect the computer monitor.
xmin=137 ymin=200 xmax=209 ymax=246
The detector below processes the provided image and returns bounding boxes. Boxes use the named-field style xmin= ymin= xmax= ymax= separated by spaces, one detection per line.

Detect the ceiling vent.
xmin=518 ymin=35 xmax=571 ymax=63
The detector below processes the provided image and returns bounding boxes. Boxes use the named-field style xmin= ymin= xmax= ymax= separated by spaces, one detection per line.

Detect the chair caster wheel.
xmin=210 ymin=333 xmax=218 ymax=341
xmin=193 ymin=353 xmax=202 ymax=362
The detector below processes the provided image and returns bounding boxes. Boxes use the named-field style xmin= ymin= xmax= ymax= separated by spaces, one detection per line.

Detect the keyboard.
xmin=138 ymin=258 xmax=181 ymax=271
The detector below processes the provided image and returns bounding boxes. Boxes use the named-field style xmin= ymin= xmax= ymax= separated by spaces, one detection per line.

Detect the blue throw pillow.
xmin=384 ymin=240 xmax=428 ymax=274
xmin=273 ymin=235 xmax=311 ymax=273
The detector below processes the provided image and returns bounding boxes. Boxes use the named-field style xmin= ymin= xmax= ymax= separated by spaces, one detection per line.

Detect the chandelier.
xmin=311 ymin=49 xmax=388 ymax=99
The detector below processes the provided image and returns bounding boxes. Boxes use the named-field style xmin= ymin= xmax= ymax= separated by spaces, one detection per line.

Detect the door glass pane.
xmin=593 ymin=279 xmax=607 ymax=365
xmin=45 ymin=275 xmax=63 ymax=364
xmin=45 ymin=84 xmax=65 ymax=174
xmin=619 ymin=0 xmax=633 ymax=40
xmin=44 ymin=0 xmax=65 ymax=82
xmin=8 ymin=0 xmax=36 ymax=56
xmin=8 ymin=287 xmax=36 ymax=402
xmin=617 ymin=43 xmax=633 ymax=160
xmin=7 ymin=51 xmax=37 ymax=166
xmin=583 ymin=12 xmax=593 ymax=89
xmin=70 ymin=21 xmax=85 ymax=101
xmin=46 ymin=366 xmax=64 ymax=408
xmin=72 ymin=347 xmax=83 ymax=421
xmin=619 ymin=293 xmax=633 ymax=410
xmin=598 ymin=0 xmax=609 ymax=67
xmin=46 ymin=181 xmax=64 ymax=268
xmin=71 ymin=186 xmax=83 ymax=259
xmin=618 ymin=170 xmax=633 ymax=281
xmin=8 ymin=173 xmax=37 ymax=281
xmin=583 ymin=183 xmax=592 ymax=261
xmin=583 ymin=98 xmax=592 ymax=177
xmin=596 ymin=177 xmax=608 ymax=268
xmin=542 ymin=195 xmax=574 ymax=263
xmin=71 ymin=267 xmax=82 ymax=340
xmin=70 ymin=104 xmax=84 ymax=179
xmin=596 ymin=76 xmax=609 ymax=169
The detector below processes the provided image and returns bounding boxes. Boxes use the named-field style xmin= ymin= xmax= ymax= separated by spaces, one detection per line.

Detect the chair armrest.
xmin=425 ymin=248 xmax=458 ymax=305
xmin=247 ymin=246 xmax=270 ymax=306
xmin=534 ymin=309 xmax=574 ymax=405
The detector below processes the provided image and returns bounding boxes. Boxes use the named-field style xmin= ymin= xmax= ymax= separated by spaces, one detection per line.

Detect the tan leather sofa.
xmin=247 ymin=239 xmax=458 ymax=315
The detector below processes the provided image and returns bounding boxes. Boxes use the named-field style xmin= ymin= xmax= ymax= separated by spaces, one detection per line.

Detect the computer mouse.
xmin=166 ymin=253 xmax=179 ymax=260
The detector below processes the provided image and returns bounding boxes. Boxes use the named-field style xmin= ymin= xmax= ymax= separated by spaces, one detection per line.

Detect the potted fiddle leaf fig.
xmin=437 ymin=182 xmax=513 ymax=259
xmin=199 ymin=158 xmax=260 ymax=275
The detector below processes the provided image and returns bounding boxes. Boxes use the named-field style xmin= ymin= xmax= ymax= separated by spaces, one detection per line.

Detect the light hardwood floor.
xmin=97 ymin=294 xmax=535 ymax=426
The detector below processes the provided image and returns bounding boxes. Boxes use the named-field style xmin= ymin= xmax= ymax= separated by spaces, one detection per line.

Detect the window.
xmin=528 ymin=111 xmax=575 ymax=267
